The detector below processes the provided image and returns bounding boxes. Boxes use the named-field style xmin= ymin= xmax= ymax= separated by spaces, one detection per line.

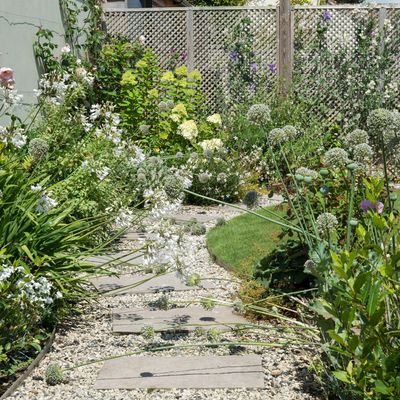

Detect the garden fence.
xmin=103 ymin=5 xmax=400 ymax=110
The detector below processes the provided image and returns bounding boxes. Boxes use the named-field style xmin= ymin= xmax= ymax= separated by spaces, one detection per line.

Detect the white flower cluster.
xmin=177 ymin=120 xmax=198 ymax=141
xmin=1 ymin=264 xmax=62 ymax=308
xmin=0 ymin=126 xmax=27 ymax=149
xmin=316 ymin=212 xmax=338 ymax=237
xmin=206 ymin=113 xmax=222 ymax=126
xmin=323 ymin=147 xmax=350 ymax=169
xmin=31 ymin=185 xmax=58 ymax=213
xmin=198 ymin=138 xmax=223 ymax=153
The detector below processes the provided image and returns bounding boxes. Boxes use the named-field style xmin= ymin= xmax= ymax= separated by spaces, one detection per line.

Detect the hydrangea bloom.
xmin=246 ymin=103 xmax=271 ymax=126
xmin=199 ymin=138 xmax=223 ymax=153
xmin=177 ymin=120 xmax=198 ymax=141
xmin=344 ymin=129 xmax=369 ymax=148
xmin=316 ymin=212 xmax=338 ymax=236
xmin=324 ymin=148 xmax=350 ymax=169
xmin=206 ymin=114 xmax=222 ymax=126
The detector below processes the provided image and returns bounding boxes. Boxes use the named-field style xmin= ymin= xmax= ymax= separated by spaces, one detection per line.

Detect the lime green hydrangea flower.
xmin=161 ymin=71 xmax=175 ymax=82
xmin=175 ymin=65 xmax=188 ymax=76
xmin=188 ymin=69 xmax=202 ymax=81
xmin=148 ymin=88 xmax=159 ymax=97
xmin=120 ymin=70 xmax=137 ymax=86
xmin=171 ymin=103 xmax=188 ymax=117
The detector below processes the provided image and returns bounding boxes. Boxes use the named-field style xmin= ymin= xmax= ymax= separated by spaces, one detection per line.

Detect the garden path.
xmin=9 ymin=201 xmax=324 ymax=400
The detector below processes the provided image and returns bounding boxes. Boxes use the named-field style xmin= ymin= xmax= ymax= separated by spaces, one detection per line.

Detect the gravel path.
xmin=9 ymin=198 xmax=324 ymax=400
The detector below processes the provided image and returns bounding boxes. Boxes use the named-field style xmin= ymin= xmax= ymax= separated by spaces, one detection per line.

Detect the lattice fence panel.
xmin=105 ymin=10 xmax=187 ymax=66
xmin=292 ymin=6 xmax=400 ymax=123
xmin=192 ymin=8 xmax=277 ymax=107
xmin=104 ymin=8 xmax=277 ymax=109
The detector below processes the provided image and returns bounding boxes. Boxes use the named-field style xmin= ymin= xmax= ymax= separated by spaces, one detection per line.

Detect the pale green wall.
xmin=0 ymin=0 xmax=85 ymax=109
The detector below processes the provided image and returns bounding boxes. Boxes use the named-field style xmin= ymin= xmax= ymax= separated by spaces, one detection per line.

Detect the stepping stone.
xmin=90 ymin=272 xmax=213 ymax=294
xmin=166 ymin=213 xmax=219 ymax=224
xmin=112 ymin=306 xmax=248 ymax=333
xmin=86 ymin=251 xmax=145 ymax=267
xmin=94 ymin=355 xmax=264 ymax=389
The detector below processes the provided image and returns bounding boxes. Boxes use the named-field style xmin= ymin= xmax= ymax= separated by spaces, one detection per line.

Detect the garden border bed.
xmin=0 ymin=328 xmax=56 ymax=400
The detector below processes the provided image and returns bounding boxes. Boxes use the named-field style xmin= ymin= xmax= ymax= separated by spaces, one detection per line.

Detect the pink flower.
xmin=0 ymin=67 xmax=13 ymax=81
xmin=0 ymin=67 xmax=14 ymax=88
xmin=61 ymin=44 xmax=71 ymax=54
xmin=139 ymin=35 xmax=146 ymax=45
xmin=375 ymin=202 xmax=384 ymax=214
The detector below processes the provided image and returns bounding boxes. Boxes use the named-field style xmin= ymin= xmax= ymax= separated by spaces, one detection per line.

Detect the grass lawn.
xmin=207 ymin=190 xmax=399 ymax=279
xmin=206 ymin=205 xmax=286 ymax=278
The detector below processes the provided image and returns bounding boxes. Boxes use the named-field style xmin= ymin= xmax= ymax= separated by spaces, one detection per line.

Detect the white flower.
xmin=90 ymin=104 xmax=102 ymax=121
xmin=139 ymin=35 xmax=146 ymax=45
xmin=177 ymin=120 xmax=198 ymax=141
xmin=31 ymin=184 xmax=42 ymax=192
xmin=199 ymin=139 xmax=223 ymax=153
xmin=11 ymin=131 xmax=27 ymax=148
xmin=206 ymin=113 xmax=222 ymax=126
xmin=61 ymin=44 xmax=71 ymax=54
xmin=96 ymin=167 xmax=111 ymax=181
xmin=37 ymin=194 xmax=58 ymax=213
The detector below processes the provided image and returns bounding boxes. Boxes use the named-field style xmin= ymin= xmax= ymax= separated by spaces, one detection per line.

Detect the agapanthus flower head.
xmin=344 ymin=129 xmax=369 ymax=148
xmin=353 ymin=143 xmax=373 ymax=162
xmin=316 ymin=212 xmax=338 ymax=236
xmin=268 ymin=128 xmax=287 ymax=146
xmin=246 ymin=103 xmax=271 ymax=126
xmin=28 ymin=138 xmax=49 ymax=161
xmin=11 ymin=130 xmax=27 ymax=149
xmin=323 ymin=147 xmax=350 ymax=169
xmin=206 ymin=113 xmax=222 ymax=126
xmin=37 ymin=193 xmax=58 ymax=213
xmin=295 ymin=167 xmax=318 ymax=179
xmin=177 ymin=120 xmax=198 ymax=141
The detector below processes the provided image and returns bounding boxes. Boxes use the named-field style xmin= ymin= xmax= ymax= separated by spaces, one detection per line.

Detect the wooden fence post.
xmin=186 ymin=9 xmax=194 ymax=71
xmin=278 ymin=0 xmax=293 ymax=96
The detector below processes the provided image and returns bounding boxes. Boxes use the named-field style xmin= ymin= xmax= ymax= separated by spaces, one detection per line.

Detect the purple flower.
xmin=250 ymin=62 xmax=258 ymax=72
xmin=229 ymin=51 xmax=238 ymax=61
xmin=267 ymin=63 xmax=277 ymax=74
xmin=361 ymin=199 xmax=374 ymax=213
xmin=360 ymin=199 xmax=384 ymax=214
xmin=180 ymin=52 xmax=187 ymax=62
xmin=375 ymin=202 xmax=384 ymax=214
xmin=323 ymin=10 xmax=332 ymax=22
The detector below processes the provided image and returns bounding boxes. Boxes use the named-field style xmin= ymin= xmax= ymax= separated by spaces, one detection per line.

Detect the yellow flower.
xmin=175 ymin=65 xmax=188 ymax=76
xmin=121 ymin=70 xmax=137 ymax=86
xmin=148 ymin=88 xmax=159 ymax=97
xmin=171 ymin=103 xmax=188 ymax=117
xmin=161 ymin=71 xmax=175 ymax=82
xmin=135 ymin=59 xmax=147 ymax=68
xmin=188 ymin=69 xmax=202 ymax=81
